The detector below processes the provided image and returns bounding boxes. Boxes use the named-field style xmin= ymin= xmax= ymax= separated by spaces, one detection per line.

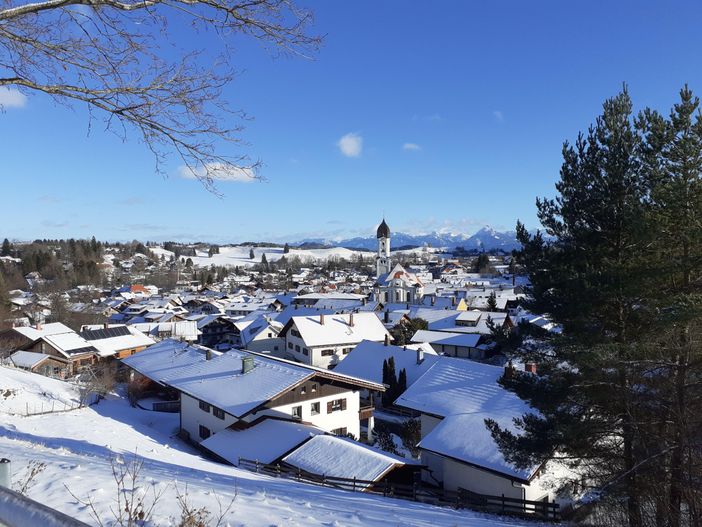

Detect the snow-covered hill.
xmin=0 ymin=366 xmax=548 ymax=526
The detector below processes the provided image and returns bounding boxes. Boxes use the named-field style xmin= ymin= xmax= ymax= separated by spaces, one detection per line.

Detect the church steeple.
xmin=376 ymin=218 xmax=391 ymax=277
xmin=376 ymin=218 xmax=390 ymax=239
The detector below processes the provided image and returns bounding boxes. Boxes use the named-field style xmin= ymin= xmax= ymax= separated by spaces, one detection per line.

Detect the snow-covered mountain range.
xmin=298 ymin=226 xmax=521 ymax=252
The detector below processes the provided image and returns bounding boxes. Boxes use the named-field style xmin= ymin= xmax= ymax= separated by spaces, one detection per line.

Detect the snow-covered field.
xmin=0 ymin=366 xmax=545 ymax=526
xmin=150 ymin=245 xmax=436 ymax=269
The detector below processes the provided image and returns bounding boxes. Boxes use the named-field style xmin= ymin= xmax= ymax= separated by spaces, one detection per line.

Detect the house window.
xmin=213 ymin=407 xmax=225 ymax=420
xmin=268 ymin=332 xmax=272 ymax=338
xmin=327 ymin=398 xmax=346 ymax=413
xmin=331 ymin=427 xmax=347 ymax=436
xmin=288 ymin=342 xmax=293 ymax=349
xmin=199 ymin=425 xmax=211 ymax=439
xmin=311 ymin=383 xmax=317 ymax=392
xmin=342 ymin=347 xmax=352 ymax=355
xmin=292 ymin=405 xmax=302 ymax=419
xmin=303 ymin=348 xmax=309 ymax=356
xmin=295 ymin=345 xmax=300 ymax=352
xmin=300 ymin=386 xmax=307 ymax=395
xmin=199 ymin=401 xmax=211 ymax=413
xmin=311 ymin=402 xmax=320 ymax=415
xmin=291 ymin=329 xmax=301 ymax=338
xmin=321 ymin=349 xmax=334 ymax=357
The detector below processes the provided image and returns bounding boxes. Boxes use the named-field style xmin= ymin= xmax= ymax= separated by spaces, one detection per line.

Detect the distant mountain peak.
xmin=296 ymin=226 xmax=520 ymax=252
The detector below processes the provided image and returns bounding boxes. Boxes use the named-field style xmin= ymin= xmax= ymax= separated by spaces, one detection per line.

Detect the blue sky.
xmin=3 ymin=1 xmax=702 ymax=243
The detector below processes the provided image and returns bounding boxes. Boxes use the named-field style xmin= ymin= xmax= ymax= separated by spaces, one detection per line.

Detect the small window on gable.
xmin=311 ymin=383 xmax=317 ymax=392
xmin=300 ymin=386 xmax=307 ymax=395
xmin=199 ymin=400 xmax=211 ymax=413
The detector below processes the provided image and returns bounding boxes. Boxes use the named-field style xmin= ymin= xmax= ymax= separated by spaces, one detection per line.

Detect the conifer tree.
xmin=486 ymin=291 xmax=498 ymax=311
xmin=487 ymin=88 xmax=652 ymax=527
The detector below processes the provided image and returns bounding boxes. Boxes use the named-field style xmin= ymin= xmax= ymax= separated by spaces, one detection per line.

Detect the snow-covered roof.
xmin=410 ymin=330 xmax=481 ymax=348
xmin=395 ymin=357 xmax=539 ymax=481
xmin=332 ymin=340 xmax=438 ymax=387
xmin=41 ymin=332 xmax=97 ymax=357
xmin=201 ymin=418 xmax=323 ymax=465
xmin=286 ymin=313 xmax=391 ymax=348
xmin=376 ymin=263 xmax=423 ymax=288
xmin=10 ymin=351 xmax=53 ymax=369
xmin=81 ymin=325 xmax=155 ymax=358
xmin=12 ymin=322 xmax=74 ymax=341
xmin=282 ymin=435 xmax=412 ymax=486
xmin=163 ymin=350 xmax=312 ymax=417
xmin=419 ymin=413 xmax=536 ymax=481
xmin=121 ymin=339 xmax=212 ymax=385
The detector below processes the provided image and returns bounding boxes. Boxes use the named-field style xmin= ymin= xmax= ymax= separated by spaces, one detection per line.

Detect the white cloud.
xmin=337 ymin=132 xmax=363 ymax=158
xmin=402 ymin=143 xmax=421 ymax=151
xmin=0 ymin=87 xmax=27 ymax=109
xmin=493 ymin=110 xmax=504 ymax=122
xmin=178 ymin=163 xmax=256 ymax=183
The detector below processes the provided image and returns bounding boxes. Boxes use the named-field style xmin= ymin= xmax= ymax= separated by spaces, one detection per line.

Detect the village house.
xmin=122 ymin=339 xmax=384 ymax=443
xmin=280 ymin=312 xmax=391 ymax=369
xmin=394 ymin=357 xmax=557 ymax=502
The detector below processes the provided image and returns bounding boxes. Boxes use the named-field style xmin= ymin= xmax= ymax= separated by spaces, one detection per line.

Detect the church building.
xmin=372 ymin=219 xmax=424 ymax=304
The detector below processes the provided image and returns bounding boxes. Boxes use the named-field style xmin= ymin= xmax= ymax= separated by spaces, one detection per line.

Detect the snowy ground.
xmin=0 ymin=366 xmax=547 ymax=526
xmin=150 ymin=245 xmax=438 ymax=269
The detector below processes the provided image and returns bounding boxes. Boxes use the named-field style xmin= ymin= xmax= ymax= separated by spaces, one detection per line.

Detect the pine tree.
xmin=1 ymin=238 xmax=11 ymax=257
xmin=486 ymin=291 xmax=498 ymax=311
xmin=249 ymin=248 xmax=255 ymax=259
xmin=488 ymin=88 xmax=653 ymax=527
xmin=283 ymin=243 xmax=290 ymax=254
xmin=636 ymin=85 xmax=702 ymax=527
xmin=261 ymin=253 xmax=267 ymax=265
xmin=397 ymin=368 xmax=407 ymax=396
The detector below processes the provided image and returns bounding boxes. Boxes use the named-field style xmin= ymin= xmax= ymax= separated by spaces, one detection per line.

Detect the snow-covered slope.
xmin=0 ymin=366 xmax=547 ymax=526
xmin=0 ymin=366 xmax=81 ymax=415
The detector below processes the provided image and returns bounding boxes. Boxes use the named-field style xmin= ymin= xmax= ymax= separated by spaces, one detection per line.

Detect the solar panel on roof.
xmin=81 ymin=326 xmax=131 ymax=340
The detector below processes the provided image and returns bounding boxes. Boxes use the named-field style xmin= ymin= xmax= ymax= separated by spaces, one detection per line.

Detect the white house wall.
xmin=180 ymin=393 xmax=238 ymax=443
xmin=247 ymin=390 xmax=361 ymax=439
xmin=181 ymin=389 xmax=361 ymax=443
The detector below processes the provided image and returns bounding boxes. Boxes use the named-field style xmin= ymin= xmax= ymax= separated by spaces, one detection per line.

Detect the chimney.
xmin=103 ymin=323 xmax=109 ymax=330
xmin=525 ymin=362 xmax=537 ymax=375
xmin=320 ymin=314 xmax=325 ymax=325
xmin=205 ymin=349 xmax=213 ymax=360
xmin=451 ymin=297 xmax=456 ymax=307
xmin=503 ymin=362 xmax=515 ymax=379
xmin=349 ymin=313 xmax=354 ymax=327
xmin=416 ymin=348 xmax=424 ymax=365
xmin=242 ymin=356 xmax=255 ymax=374
xmin=35 ymin=322 xmax=42 ymax=331
xmin=384 ymin=334 xmax=389 ymax=347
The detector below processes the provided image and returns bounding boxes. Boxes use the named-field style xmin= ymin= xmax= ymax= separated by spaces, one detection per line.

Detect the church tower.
xmin=376 ymin=218 xmax=391 ymax=277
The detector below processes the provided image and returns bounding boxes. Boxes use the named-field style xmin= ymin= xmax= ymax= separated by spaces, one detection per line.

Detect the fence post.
xmin=255 ymin=460 xmax=259 ymax=473
xmin=352 ymin=477 xmax=356 ymax=492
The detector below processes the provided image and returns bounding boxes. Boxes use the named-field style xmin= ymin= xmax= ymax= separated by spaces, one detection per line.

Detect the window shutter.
xmin=327 ymin=401 xmax=333 ymax=414
xmin=341 ymin=399 xmax=347 ymax=411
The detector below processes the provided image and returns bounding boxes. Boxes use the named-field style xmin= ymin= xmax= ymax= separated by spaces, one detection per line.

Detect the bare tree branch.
xmin=0 ymin=0 xmax=320 ymax=191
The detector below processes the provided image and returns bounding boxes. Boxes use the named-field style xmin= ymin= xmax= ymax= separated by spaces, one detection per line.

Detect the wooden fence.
xmin=238 ymin=457 xmax=559 ymax=521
